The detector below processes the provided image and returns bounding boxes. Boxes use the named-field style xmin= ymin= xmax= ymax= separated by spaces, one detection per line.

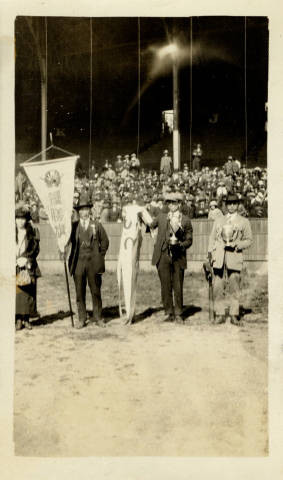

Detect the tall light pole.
xmin=172 ymin=50 xmax=180 ymax=171
xmin=156 ymin=43 xmax=181 ymax=170
xmin=26 ymin=17 xmax=47 ymax=161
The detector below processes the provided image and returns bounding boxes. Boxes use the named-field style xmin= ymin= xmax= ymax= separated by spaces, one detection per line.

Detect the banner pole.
xmin=64 ymin=258 xmax=74 ymax=327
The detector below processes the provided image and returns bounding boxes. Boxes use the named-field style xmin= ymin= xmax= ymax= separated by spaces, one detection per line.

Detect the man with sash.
xmin=67 ymin=192 xmax=109 ymax=329
xmin=149 ymin=192 xmax=193 ymax=323
xmin=207 ymin=194 xmax=253 ymax=326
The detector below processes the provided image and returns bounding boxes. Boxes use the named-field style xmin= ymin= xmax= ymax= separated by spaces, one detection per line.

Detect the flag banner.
xmin=117 ymin=205 xmax=153 ymax=324
xmin=22 ymin=156 xmax=78 ymax=252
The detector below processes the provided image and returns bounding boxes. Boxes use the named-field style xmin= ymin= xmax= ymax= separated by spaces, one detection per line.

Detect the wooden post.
xmin=64 ymin=259 xmax=74 ymax=327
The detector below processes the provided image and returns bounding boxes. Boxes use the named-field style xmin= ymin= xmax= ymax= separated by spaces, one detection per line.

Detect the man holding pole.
xmin=67 ymin=192 xmax=109 ymax=329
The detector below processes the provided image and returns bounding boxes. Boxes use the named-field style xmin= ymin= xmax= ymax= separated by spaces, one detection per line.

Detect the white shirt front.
xmin=226 ymin=212 xmax=237 ymax=221
xmin=16 ymin=228 xmax=26 ymax=257
xmin=80 ymin=218 xmax=90 ymax=230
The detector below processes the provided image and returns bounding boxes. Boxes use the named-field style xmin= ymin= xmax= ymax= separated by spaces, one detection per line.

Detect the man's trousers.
xmin=213 ymin=266 xmax=241 ymax=316
xmin=73 ymin=257 xmax=102 ymax=323
xmin=157 ymin=250 xmax=184 ymax=316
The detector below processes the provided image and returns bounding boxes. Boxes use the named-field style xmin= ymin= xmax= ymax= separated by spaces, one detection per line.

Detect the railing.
xmin=38 ymin=219 xmax=267 ymax=262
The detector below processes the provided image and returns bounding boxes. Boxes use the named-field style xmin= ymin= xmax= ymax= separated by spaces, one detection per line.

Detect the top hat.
xmin=226 ymin=194 xmax=241 ymax=204
xmin=15 ymin=207 xmax=31 ymax=220
xmin=74 ymin=192 xmax=93 ymax=209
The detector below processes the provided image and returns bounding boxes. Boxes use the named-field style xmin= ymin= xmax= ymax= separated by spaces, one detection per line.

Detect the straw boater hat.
xmin=74 ymin=192 xmax=93 ymax=209
xmin=164 ymin=192 xmax=179 ymax=202
xmin=175 ymin=192 xmax=184 ymax=202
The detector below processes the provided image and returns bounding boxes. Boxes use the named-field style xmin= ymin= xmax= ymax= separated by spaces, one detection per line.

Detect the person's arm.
xmin=234 ymin=219 xmax=253 ymax=251
xmin=144 ymin=213 xmax=159 ymax=233
xmin=97 ymin=222 xmax=109 ymax=256
xmin=178 ymin=218 xmax=193 ymax=250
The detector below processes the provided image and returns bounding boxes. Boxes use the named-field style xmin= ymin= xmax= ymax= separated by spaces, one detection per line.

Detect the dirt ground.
xmin=14 ymin=269 xmax=268 ymax=457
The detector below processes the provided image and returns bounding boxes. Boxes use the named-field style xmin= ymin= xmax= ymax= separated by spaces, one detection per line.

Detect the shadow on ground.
xmin=87 ymin=305 xmax=164 ymax=325
xmin=133 ymin=306 xmax=163 ymax=324
xmin=182 ymin=304 xmax=202 ymax=320
xmin=31 ymin=310 xmax=73 ymax=326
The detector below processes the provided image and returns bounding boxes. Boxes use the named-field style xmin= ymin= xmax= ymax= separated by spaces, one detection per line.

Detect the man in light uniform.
xmin=160 ymin=149 xmax=172 ymax=176
xmin=207 ymin=194 xmax=252 ymax=325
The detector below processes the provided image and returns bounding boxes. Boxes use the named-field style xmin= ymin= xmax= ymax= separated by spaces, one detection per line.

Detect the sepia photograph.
xmin=12 ymin=15 xmax=269 ymax=458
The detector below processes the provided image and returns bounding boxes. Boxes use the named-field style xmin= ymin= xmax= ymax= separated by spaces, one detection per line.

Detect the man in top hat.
xmin=207 ymin=194 xmax=252 ymax=326
xmin=148 ymin=191 xmax=193 ymax=323
xmin=160 ymin=149 xmax=172 ymax=176
xmin=67 ymin=192 xmax=109 ymax=328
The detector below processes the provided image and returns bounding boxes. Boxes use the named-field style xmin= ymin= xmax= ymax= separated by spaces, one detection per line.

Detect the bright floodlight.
xmin=157 ymin=43 xmax=179 ymax=59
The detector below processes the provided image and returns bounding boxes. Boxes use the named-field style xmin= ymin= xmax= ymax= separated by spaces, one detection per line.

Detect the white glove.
xmin=16 ymin=257 xmax=27 ymax=268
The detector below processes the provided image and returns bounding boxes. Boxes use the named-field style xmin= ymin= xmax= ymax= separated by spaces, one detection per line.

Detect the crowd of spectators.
xmin=15 ymin=152 xmax=267 ymax=223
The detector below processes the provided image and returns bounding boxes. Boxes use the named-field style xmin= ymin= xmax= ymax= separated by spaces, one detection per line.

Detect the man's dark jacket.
xmin=68 ymin=220 xmax=109 ymax=276
xmin=151 ymin=212 xmax=193 ymax=269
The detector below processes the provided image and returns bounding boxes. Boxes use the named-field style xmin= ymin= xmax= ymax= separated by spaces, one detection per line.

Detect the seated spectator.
xmin=100 ymin=200 xmax=111 ymax=223
xmin=107 ymin=200 xmax=122 ymax=222
xmin=208 ymin=200 xmax=223 ymax=220
xmin=216 ymin=181 xmax=228 ymax=199
xmin=195 ymin=197 xmax=209 ymax=218
xmin=104 ymin=164 xmax=116 ymax=181
xmin=250 ymin=192 xmax=266 ymax=217
xmin=121 ymin=165 xmax=129 ymax=179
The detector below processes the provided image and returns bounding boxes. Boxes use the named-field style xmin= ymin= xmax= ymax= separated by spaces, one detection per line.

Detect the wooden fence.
xmin=38 ymin=219 xmax=267 ymax=263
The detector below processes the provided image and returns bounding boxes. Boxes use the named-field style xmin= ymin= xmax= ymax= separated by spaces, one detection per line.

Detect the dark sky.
xmin=15 ymin=16 xmax=268 ymax=165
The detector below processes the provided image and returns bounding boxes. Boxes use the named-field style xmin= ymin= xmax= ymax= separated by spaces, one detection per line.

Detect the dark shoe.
xmin=24 ymin=320 xmax=32 ymax=330
xmin=15 ymin=319 xmax=23 ymax=331
xmin=164 ymin=314 xmax=174 ymax=322
xmin=214 ymin=315 xmax=226 ymax=325
xmin=30 ymin=311 xmax=40 ymax=319
xmin=175 ymin=315 xmax=184 ymax=324
xmin=230 ymin=315 xmax=243 ymax=326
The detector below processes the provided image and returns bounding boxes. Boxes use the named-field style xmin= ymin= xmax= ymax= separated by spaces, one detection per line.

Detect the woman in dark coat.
xmin=15 ymin=208 xmax=41 ymax=330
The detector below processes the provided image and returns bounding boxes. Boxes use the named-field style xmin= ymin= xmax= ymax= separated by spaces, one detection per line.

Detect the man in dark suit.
xmin=150 ymin=192 xmax=193 ymax=323
xmin=67 ymin=192 xmax=109 ymax=328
